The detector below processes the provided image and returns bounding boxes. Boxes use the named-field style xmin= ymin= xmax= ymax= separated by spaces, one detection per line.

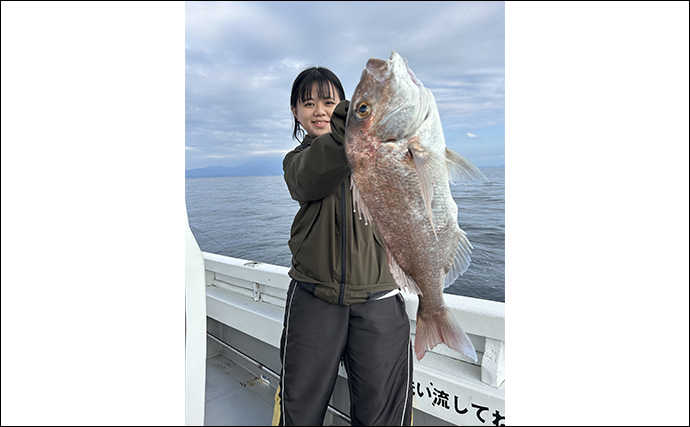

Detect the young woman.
xmin=272 ymin=67 xmax=414 ymax=426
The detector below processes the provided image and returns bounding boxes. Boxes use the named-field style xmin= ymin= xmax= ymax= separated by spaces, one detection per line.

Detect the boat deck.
xmin=189 ymin=252 xmax=505 ymax=426
xmin=204 ymin=352 xmax=274 ymax=426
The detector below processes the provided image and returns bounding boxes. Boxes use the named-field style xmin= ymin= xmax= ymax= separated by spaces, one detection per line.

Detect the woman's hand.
xmin=330 ymin=100 xmax=350 ymax=143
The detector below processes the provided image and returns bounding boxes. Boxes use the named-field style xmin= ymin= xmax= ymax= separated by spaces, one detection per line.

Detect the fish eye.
xmin=355 ymin=101 xmax=371 ymax=119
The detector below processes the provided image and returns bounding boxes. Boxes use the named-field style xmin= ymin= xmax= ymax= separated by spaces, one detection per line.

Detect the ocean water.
xmin=185 ymin=167 xmax=504 ymax=303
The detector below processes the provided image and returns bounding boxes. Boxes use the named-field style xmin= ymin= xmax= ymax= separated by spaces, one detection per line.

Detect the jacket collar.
xmin=300 ymin=135 xmax=314 ymax=149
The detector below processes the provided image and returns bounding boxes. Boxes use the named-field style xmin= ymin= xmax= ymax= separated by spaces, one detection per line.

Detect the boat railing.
xmin=202 ymin=251 xmax=505 ymax=426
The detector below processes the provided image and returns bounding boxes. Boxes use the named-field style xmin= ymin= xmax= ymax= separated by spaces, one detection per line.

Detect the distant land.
xmin=185 ymin=158 xmax=284 ymax=178
xmin=186 ymin=157 xmax=503 ymax=178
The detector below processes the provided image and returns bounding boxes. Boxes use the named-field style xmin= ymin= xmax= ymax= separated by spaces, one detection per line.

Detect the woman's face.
xmin=291 ymin=83 xmax=341 ymax=138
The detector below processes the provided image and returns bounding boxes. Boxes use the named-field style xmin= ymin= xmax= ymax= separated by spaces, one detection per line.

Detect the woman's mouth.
xmin=313 ymin=121 xmax=329 ymax=128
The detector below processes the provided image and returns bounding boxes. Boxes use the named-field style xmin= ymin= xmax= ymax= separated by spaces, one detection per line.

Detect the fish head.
xmin=346 ymin=52 xmax=434 ymax=160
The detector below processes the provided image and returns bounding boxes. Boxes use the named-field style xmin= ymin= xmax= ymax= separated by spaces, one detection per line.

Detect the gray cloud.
xmin=185 ymin=1 xmax=505 ymax=169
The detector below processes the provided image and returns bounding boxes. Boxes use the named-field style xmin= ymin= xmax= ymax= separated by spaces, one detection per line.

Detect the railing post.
xmin=480 ymin=337 xmax=505 ymax=387
xmin=252 ymin=282 xmax=260 ymax=302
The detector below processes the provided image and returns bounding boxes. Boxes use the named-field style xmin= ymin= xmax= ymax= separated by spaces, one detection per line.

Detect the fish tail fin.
xmin=414 ymin=308 xmax=477 ymax=362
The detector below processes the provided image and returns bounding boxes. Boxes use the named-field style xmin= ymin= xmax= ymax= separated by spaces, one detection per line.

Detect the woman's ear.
xmin=291 ymin=106 xmax=298 ymax=120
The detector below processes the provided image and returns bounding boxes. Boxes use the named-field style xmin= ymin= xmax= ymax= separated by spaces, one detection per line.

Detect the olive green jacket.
xmin=283 ymin=100 xmax=397 ymax=305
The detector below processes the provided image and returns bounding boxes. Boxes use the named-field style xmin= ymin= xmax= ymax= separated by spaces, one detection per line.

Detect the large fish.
xmin=345 ymin=52 xmax=487 ymax=361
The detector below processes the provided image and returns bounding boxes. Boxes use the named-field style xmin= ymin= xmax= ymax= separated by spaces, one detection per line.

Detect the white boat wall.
xmin=185 ymin=221 xmax=505 ymax=426
xmin=186 ymin=214 xmax=208 ymax=426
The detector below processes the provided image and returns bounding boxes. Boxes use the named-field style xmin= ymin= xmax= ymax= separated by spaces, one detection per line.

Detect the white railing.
xmin=203 ymin=251 xmax=505 ymax=426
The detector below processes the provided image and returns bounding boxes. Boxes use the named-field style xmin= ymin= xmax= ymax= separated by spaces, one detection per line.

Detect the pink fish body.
xmin=345 ymin=52 xmax=487 ymax=361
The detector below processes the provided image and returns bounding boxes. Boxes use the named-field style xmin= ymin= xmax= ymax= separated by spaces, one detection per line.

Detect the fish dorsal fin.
xmin=409 ymin=141 xmax=438 ymax=240
xmin=445 ymin=148 xmax=489 ymax=185
xmin=443 ymin=228 xmax=474 ymax=288
xmin=351 ymin=178 xmax=373 ymax=226
xmin=386 ymin=248 xmax=424 ymax=296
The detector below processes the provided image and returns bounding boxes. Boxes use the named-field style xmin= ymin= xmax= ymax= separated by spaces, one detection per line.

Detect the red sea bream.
xmin=345 ymin=52 xmax=487 ymax=361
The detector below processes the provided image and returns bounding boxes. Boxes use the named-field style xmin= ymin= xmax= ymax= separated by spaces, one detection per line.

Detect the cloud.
xmin=185 ymin=1 xmax=505 ymax=170
xmin=466 ymin=133 xmax=480 ymax=139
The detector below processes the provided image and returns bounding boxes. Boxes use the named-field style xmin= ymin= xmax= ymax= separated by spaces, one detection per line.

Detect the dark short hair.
xmin=290 ymin=67 xmax=346 ymax=141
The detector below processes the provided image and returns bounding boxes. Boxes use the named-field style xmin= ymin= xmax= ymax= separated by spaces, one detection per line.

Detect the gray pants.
xmin=272 ymin=280 xmax=413 ymax=426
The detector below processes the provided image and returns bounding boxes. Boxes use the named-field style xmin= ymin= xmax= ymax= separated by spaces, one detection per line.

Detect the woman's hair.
xmin=290 ymin=67 xmax=346 ymax=141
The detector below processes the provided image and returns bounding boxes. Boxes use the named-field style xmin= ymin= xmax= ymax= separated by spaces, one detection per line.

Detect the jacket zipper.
xmin=338 ymin=181 xmax=347 ymax=305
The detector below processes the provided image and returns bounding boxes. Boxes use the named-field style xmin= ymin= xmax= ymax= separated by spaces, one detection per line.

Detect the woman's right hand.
xmin=330 ymin=100 xmax=349 ymax=143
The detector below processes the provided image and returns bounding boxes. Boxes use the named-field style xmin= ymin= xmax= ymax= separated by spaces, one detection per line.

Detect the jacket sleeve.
xmin=283 ymin=100 xmax=351 ymax=202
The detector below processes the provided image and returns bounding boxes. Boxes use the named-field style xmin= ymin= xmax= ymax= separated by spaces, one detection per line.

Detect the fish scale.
xmin=345 ymin=51 xmax=487 ymax=361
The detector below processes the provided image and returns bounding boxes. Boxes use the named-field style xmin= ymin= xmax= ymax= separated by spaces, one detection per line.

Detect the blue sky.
xmin=184 ymin=1 xmax=505 ymax=170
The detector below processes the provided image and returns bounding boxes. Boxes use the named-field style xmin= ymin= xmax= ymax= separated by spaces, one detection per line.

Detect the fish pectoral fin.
xmin=387 ymin=249 xmax=423 ymax=296
xmin=443 ymin=229 xmax=473 ymax=289
xmin=409 ymin=142 xmax=438 ymax=240
xmin=445 ymin=148 xmax=489 ymax=185
xmin=350 ymin=178 xmax=373 ymax=226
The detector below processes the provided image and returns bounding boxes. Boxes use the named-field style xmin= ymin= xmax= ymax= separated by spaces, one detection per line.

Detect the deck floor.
xmin=204 ymin=353 xmax=275 ymax=426
xmin=203 ymin=349 xmax=447 ymax=426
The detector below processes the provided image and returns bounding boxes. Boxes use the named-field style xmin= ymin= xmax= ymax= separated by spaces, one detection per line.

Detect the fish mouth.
xmin=366 ymin=57 xmax=388 ymax=72
xmin=365 ymin=58 xmax=389 ymax=83
xmin=359 ymin=52 xmax=430 ymax=139
xmin=365 ymin=52 xmax=401 ymax=80
xmin=365 ymin=52 xmax=422 ymax=88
